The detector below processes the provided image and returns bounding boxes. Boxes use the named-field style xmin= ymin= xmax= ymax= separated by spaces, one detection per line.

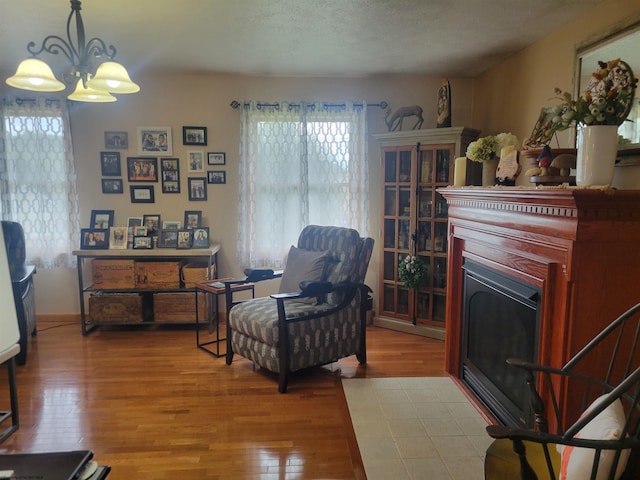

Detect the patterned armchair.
xmin=225 ymin=225 xmax=374 ymax=392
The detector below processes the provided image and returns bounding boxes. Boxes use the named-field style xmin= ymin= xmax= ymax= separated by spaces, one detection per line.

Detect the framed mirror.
xmin=575 ymin=17 xmax=640 ymax=156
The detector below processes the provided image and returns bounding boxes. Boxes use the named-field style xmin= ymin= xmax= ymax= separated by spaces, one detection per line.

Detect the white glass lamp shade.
xmin=87 ymin=61 xmax=140 ymax=94
xmin=5 ymin=58 xmax=65 ymax=92
xmin=67 ymin=79 xmax=116 ymax=103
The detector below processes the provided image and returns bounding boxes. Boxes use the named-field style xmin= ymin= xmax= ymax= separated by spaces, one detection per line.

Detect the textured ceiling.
xmin=1 ymin=0 xmax=606 ymax=78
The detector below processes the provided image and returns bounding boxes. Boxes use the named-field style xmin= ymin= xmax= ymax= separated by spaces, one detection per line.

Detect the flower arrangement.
xmin=398 ymin=255 xmax=427 ymax=288
xmin=549 ymin=58 xmax=637 ymax=133
xmin=466 ymin=132 xmax=519 ymax=163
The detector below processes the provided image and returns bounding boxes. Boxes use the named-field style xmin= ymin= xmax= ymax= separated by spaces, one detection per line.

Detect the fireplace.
xmin=439 ymin=187 xmax=640 ymax=431
xmin=461 ymin=260 xmax=540 ymax=427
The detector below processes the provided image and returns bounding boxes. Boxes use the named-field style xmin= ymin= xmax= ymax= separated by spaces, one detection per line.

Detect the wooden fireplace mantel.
xmin=439 ymin=186 xmax=640 ymax=426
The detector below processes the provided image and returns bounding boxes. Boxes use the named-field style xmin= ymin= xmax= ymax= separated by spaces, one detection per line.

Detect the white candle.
xmin=454 ymin=157 xmax=467 ymax=186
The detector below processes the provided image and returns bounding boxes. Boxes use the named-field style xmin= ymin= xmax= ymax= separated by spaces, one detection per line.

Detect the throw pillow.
xmin=278 ymin=246 xmax=329 ymax=295
xmin=557 ymin=395 xmax=630 ymax=480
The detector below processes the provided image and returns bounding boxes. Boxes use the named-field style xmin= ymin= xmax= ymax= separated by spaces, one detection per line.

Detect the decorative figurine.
xmin=437 ymin=79 xmax=451 ymax=128
xmin=384 ymin=105 xmax=424 ymax=131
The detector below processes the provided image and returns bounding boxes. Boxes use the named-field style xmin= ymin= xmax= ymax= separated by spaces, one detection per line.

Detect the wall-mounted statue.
xmin=384 ymin=105 xmax=424 ymax=131
xmin=437 ymin=79 xmax=451 ymax=128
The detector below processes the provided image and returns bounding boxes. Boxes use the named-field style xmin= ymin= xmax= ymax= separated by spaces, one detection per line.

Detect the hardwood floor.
xmin=0 ymin=320 xmax=446 ymax=479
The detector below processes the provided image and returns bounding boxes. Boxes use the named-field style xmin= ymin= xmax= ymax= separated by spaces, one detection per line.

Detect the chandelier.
xmin=5 ymin=0 xmax=139 ymax=103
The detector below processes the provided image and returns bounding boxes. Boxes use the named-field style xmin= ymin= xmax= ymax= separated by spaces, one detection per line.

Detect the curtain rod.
xmin=230 ymin=100 xmax=388 ymax=110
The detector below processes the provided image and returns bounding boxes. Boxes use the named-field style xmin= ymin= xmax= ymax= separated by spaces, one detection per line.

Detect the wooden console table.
xmin=439 ymin=187 xmax=640 ymax=430
xmin=73 ymin=245 xmax=220 ymax=335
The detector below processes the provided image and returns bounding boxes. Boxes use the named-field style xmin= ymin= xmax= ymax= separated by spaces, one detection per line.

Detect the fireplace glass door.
xmin=461 ymin=260 xmax=541 ymax=427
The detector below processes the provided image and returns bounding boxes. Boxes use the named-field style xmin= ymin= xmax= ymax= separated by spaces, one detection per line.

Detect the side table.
xmin=195 ymin=279 xmax=255 ymax=357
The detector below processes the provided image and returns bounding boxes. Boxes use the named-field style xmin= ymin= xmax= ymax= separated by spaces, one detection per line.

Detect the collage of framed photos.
xmin=100 ymin=125 xmax=228 ymax=203
xmin=80 ymin=209 xmax=211 ymax=250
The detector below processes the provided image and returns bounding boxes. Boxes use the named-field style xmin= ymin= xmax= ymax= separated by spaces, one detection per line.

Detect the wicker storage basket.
xmin=181 ymin=262 xmax=215 ymax=288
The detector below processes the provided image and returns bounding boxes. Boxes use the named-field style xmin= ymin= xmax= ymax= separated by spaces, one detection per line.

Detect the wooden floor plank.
xmin=0 ymin=321 xmax=445 ymax=479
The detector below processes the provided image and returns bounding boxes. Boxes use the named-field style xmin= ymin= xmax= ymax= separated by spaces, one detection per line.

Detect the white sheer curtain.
xmin=0 ymin=97 xmax=80 ymax=268
xmin=237 ymin=101 xmax=369 ymax=269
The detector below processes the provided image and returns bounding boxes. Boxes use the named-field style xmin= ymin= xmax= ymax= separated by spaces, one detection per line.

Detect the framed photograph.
xmin=80 ymin=229 xmax=109 ymax=249
xmin=101 ymin=178 xmax=123 ymax=194
xmin=127 ymin=217 xmax=143 ymax=229
xmin=104 ymin=131 xmax=128 ymax=149
xmin=137 ymin=126 xmax=173 ymax=156
xmin=133 ymin=236 xmax=153 ymax=249
xmin=132 ymin=225 xmax=148 ymax=237
xmin=184 ymin=210 xmax=202 ymax=229
xmin=127 ymin=157 xmax=158 ymax=182
xmin=162 ymin=220 xmax=181 ymax=230
xmin=192 ymin=227 xmax=210 ymax=249
xmin=100 ymin=152 xmax=121 ymax=176
xmin=188 ymin=177 xmax=207 ymax=201
xmin=130 ymin=185 xmax=155 ymax=203
xmin=157 ymin=229 xmax=178 ymax=248
xmin=90 ymin=210 xmax=114 ymax=229
xmin=142 ymin=214 xmax=161 ymax=236
xmin=207 ymin=170 xmax=226 ymax=184
xmin=109 ymin=226 xmax=128 ymax=250
xmin=177 ymin=230 xmax=193 ymax=249
xmin=187 ymin=151 xmax=204 ymax=173
xmin=160 ymin=158 xmax=180 ymax=193
xmin=182 ymin=126 xmax=207 ymax=146
xmin=207 ymin=152 xmax=226 ymax=165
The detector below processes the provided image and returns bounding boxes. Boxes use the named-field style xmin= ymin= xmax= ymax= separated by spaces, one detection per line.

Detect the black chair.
xmin=1 ymin=221 xmax=36 ymax=366
xmin=485 ymin=302 xmax=640 ymax=480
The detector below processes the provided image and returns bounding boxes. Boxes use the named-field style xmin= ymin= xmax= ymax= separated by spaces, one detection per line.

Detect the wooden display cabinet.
xmin=374 ymin=128 xmax=479 ymax=339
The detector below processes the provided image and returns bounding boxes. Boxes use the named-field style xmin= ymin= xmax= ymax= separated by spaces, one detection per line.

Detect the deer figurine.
xmin=384 ymin=105 xmax=424 ymax=131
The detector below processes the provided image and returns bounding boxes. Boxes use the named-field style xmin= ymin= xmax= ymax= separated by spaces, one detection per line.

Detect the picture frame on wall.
xmin=127 ymin=157 xmax=158 ymax=182
xmin=104 ymin=131 xmax=128 ymax=149
xmin=160 ymin=158 xmax=180 ymax=193
xmin=192 ymin=227 xmax=210 ymax=249
xmin=187 ymin=151 xmax=204 ymax=173
xmin=101 ymin=179 xmax=123 ymax=194
xmin=207 ymin=152 xmax=225 ymax=165
xmin=184 ymin=210 xmax=202 ymax=229
xmin=157 ymin=229 xmax=178 ymax=248
xmin=182 ymin=126 xmax=207 ymax=146
xmin=109 ymin=226 xmax=128 ymax=249
xmin=100 ymin=151 xmax=121 ymax=176
xmin=90 ymin=210 xmax=114 ymax=229
xmin=80 ymin=229 xmax=109 ymax=249
xmin=137 ymin=126 xmax=173 ymax=156
xmin=188 ymin=177 xmax=207 ymax=201
xmin=130 ymin=185 xmax=155 ymax=203
xmin=207 ymin=170 xmax=226 ymax=184
xmin=177 ymin=230 xmax=193 ymax=249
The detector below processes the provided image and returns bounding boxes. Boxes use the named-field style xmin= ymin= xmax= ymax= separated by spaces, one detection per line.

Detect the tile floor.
xmin=342 ymin=377 xmax=494 ymax=480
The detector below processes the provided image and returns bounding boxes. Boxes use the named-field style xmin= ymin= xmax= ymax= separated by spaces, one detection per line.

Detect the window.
xmin=238 ymin=101 xmax=369 ymax=268
xmin=0 ymin=98 xmax=80 ymax=268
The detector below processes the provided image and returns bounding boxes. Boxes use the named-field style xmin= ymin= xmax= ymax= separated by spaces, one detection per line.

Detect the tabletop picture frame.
xmin=162 ymin=220 xmax=181 ymax=231
xmin=182 ymin=126 xmax=207 ymax=146
xmin=133 ymin=236 xmax=153 ymax=249
xmin=90 ymin=210 xmax=114 ymax=229
xmin=184 ymin=210 xmax=202 ymax=229
xmin=192 ymin=227 xmax=210 ymax=249
xmin=142 ymin=214 xmax=161 ymax=236
xmin=109 ymin=226 xmax=128 ymax=250
xmin=80 ymin=229 xmax=109 ymax=249
xmin=177 ymin=230 xmax=193 ymax=249
xmin=137 ymin=126 xmax=173 ymax=156
xmin=100 ymin=151 xmax=121 ymax=176
xmin=157 ymin=229 xmax=178 ymax=248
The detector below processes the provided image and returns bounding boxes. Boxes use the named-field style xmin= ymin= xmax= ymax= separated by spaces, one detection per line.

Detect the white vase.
xmin=576 ymin=125 xmax=619 ymax=187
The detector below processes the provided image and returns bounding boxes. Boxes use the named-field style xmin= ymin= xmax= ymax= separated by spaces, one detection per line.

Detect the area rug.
xmin=342 ymin=377 xmax=493 ymax=480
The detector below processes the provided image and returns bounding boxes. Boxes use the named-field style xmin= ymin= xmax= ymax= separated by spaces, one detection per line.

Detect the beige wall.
xmin=5 ymin=0 xmax=639 ymax=315
xmin=21 ymin=73 xmax=475 ymax=314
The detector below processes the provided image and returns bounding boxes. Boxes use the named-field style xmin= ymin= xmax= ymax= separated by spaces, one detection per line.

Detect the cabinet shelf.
xmin=374 ymin=127 xmax=479 ymax=339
